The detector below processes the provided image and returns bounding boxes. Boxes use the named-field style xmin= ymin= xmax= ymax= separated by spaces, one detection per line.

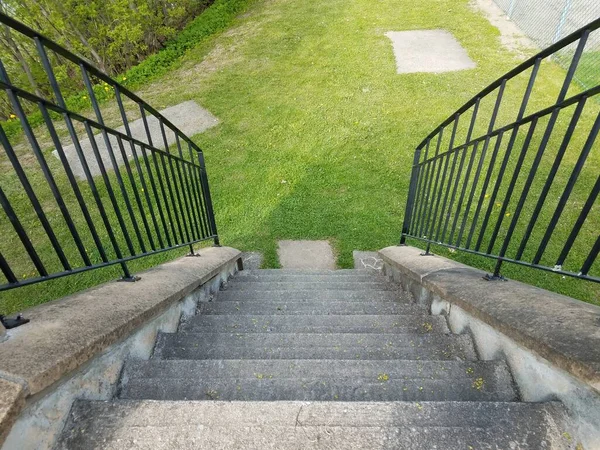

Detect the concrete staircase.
xmin=58 ymin=269 xmax=570 ymax=449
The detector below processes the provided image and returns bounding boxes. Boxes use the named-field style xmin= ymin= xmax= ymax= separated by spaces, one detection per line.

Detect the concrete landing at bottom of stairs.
xmin=277 ymin=240 xmax=335 ymax=269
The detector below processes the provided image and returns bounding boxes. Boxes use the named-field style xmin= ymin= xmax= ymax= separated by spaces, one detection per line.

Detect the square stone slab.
xmin=352 ymin=250 xmax=383 ymax=272
xmin=277 ymin=240 xmax=336 ymax=269
xmin=52 ymin=100 xmax=219 ymax=180
xmin=385 ymin=30 xmax=476 ymax=74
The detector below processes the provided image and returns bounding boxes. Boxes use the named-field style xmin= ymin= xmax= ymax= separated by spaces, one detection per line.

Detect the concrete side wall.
xmin=1 ymin=258 xmax=237 ymax=450
xmin=380 ymin=246 xmax=600 ymax=450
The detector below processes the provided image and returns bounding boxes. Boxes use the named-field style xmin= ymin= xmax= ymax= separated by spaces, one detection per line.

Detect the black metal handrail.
xmin=0 ymin=13 xmax=219 ymax=292
xmin=401 ymin=17 xmax=600 ymax=283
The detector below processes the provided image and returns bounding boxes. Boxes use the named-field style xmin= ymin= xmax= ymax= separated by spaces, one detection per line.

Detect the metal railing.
xmin=0 ymin=13 xmax=219 ymax=292
xmin=401 ymin=17 xmax=600 ymax=283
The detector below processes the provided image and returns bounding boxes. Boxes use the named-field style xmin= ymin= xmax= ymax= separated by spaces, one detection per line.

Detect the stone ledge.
xmin=0 ymin=246 xmax=240 ymax=444
xmin=0 ymin=379 xmax=24 ymax=445
xmin=379 ymin=245 xmax=600 ymax=394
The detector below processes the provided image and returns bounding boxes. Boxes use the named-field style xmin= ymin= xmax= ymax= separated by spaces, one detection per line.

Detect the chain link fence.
xmin=492 ymin=0 xmax=600 ymax=90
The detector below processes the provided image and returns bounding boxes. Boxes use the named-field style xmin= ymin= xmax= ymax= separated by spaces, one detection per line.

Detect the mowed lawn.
xmin=1 ymin=0 xmax=598 ymax=313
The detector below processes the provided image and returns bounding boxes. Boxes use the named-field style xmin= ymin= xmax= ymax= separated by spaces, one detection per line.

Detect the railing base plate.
xmin=118 ymin=275 xmax=141 ymax=283
xmin=483 ymin=273 xmax=508 ymax=282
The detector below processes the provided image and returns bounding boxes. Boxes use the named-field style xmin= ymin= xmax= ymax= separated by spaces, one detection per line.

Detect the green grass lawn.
xmin=1 ymin=0 xmax=598 ymax=314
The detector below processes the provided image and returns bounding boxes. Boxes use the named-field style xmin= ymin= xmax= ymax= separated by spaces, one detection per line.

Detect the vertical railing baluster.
xmin=485 ymin=118 xmax=538 ymax=277
xmin=410 ymin=139 xmax=431 ymax=234
xmin=158 ymin=121 xmax=188 ymax=244
xmin=428 ymin=115 xmax=459 ymax=241
xmin=80 ymin=66 xmax=144 ymax=257
xmin=114 ymin=87 xmax=158 ymax=251
xmin=0 ymin=252 xmax=17 ymax=285
xmin=35 ymin=38 xmax=109 ymax=263
xmin=175 ymin=134 xmax=203 ymax=242
xmin=138 ymin=105 xmax=172 ymax=247
xmin=449 ymin=141 xmax=479 ymax=245
xmin=533 ymin=111 xmax=600 ymax=265
xmin=0 ymin=122 xmax=70 ymax=271
xmin=420 ymin=129 xmax=445 ymax=239
xmin=515 ymin=96 xmax=587 ymax=260
xmin=580 ymin=235 xmax=599 ymax=277
xmin=0 ymin=185 xmax=47 ymax=277
xmin=197 ymin=152 xmax=220 ymax=246
xmin=457 ymin=81 xmax=506 ymax=247
xmin=400 ymin=147 xmax=422 ymax=244
xmin=189 ymin=142 xmax=211 ymax=236
xmin=555 ymin=174 xmax=600 ymax=270
xmin=173 ymin=133 xmax=199 ymax=242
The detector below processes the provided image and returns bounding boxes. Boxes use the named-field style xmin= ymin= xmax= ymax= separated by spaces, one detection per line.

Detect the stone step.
xmin=215 ymin=289 xmax=410 ymax=303
xmin=231 ymin=273 xmax=384 ymax=283
xmin=58 ymin=400 xmax=568 ymax=449
xmin=153 ymin=332 xmax=477 ymax=361
xmin=182 ymin=315 xmax=449 ymax=334
xmin=223 ymin=281 xmax=398 ymax=291
xmin=198 ymin=300 xmax=425 ymax=315
xmin=120 ymin=359 xmax=517 ymax=402
xmin=238 ymin=269 xmax=372 ymax=275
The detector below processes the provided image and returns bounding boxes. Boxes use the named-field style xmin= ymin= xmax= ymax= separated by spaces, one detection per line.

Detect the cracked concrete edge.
xmin=378 ymin=245 xmax=600 ymax=394
xmin=0 ymin=246 xmax=241 ymax=445
xmin=0 ymin=379 xmax=24 ymax=446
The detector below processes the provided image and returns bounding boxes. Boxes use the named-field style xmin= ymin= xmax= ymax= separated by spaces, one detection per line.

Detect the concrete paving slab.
xmin=52 ymin=100 xmax=219 ymax=180
xmin=353 ymin=250 xmax=383 ymax=272
xmin=385 ymin=30 xmax=476 ymax=74
xmin=240 ymin=252 xmax=263 ymax=270
xmin=277 ymin=240 xmax=335 ymax=269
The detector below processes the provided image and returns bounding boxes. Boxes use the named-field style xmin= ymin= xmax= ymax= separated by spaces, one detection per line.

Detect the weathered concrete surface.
xmin=0 ymin=247 xmax=240 ymax=448
xmin=240 ymin=252 xmax=263 ymax=270
xmin=380 ymin=246 xmax=600 ymax=392
xmin=353 ymin=250 xmax=383 ymax=272
xmin=277 ymin=240 xmax=336 ymax=269
xmin=182 ymin=313 xmax=449 ymax=334
xmin=57 ymin=400 xmax=571 ymax=449
xmin=379 ymin=245 xmax=600 ymax=448
xmin=153 ymin=331 xmax=477 ymax=361
xmin=0 ymin=246 xmax=240 ymax=450
xmin=215 ymin=289 xmax=408 ymax=302
xmin=0 ymin=247 xmax=239 ymax=395
xmin=52 ymin=100 xmax=219 ymax=180
xmin=198 ymin=300 xmax=425 ymax=316
xmin=120 ymin=361 xmax=517 ymax=402
xmin=385 ymin=30 xmax=477 ymax=74
xmin=0 ymin=379 xmax=24 ymax=445
xmin=0 ymin=323 xmax=5 ymax=343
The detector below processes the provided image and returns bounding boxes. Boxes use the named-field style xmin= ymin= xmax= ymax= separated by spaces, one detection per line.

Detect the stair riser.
xmin=120 ymin=378 xmax=518 ymax=402
xmin=224 ymin=282 xmax=397 ymax=291
xmin=123 ymin=360 xmax=511 ymax=382
xmin=230 ymin=275 xmax=386 ymax=283
xmin=215 ymin=291 xmax=407 ymax=302
xmin=198 ymin=302 xmax=424 ymax=315
xmin=182 ymin=315 xmax=449 ymax=334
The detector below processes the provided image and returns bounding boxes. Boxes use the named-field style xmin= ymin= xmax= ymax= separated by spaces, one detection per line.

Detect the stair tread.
xmin=182 ymin=314 xmax=449 ymax=333
xmin=120 ymin=359 xmax=517 ymax=402
xmin=153 ymin=332 xmax=477 ymax=361
xmin=215 ymin=290 xmax=411 ymax=302
xmin=58 ymin=400 xmax=569 ymax=450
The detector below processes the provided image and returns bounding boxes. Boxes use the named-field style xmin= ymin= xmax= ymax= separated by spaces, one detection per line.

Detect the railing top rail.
xmin=0 ymin=12 xmax=202 ymax=154
xmin=416 ymin=16 xmax=600 ymax=151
